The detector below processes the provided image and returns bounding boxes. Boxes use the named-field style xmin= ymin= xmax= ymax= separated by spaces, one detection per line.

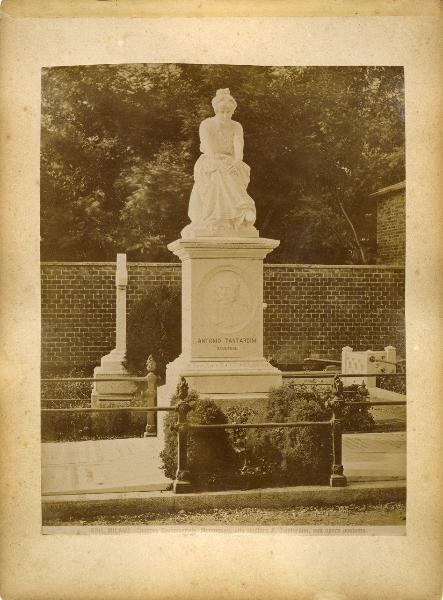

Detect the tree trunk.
xmin=337 ymin=199 xmax=367 ymax=264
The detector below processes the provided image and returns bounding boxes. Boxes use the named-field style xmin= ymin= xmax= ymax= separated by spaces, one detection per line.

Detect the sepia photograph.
xmin=40 ymin=63 xmax=407 ymax=532
xmin=1 ymin=5 xmax=443 ymax=599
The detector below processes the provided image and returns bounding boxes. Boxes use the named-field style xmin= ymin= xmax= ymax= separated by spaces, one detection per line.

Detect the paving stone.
xmin=42 ymin=437 xmax=170 ymax=495
xmin=343 ymin=432 xmax=406 ymax=481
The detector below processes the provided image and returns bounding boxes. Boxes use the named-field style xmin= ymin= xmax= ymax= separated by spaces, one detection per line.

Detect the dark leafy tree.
xmin=41 ymin=64 xmax=404 ymax=263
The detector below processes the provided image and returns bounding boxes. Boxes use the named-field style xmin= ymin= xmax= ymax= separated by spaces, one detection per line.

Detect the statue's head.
xmin=211 ymin=88 xmax=237 ymax=116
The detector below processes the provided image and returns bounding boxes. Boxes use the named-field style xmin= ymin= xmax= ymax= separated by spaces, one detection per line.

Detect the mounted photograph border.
xmin=1 ymin=2 xmax=442 ymax=599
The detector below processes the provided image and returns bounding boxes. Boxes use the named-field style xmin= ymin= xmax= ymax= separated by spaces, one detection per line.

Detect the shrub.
xmin=124 ymin=285 xmax=181 ymax=377
xmin=160 ymin=391 xmax=239 ymax=490
xmin=41 ymin=409 xmax=147 ymax=442
xmin=376 ymin=374 xmax=406 ymax=395
xmin=160 ymin=389 xmax=198 ymax=481
xmin=41 ymin=367 xmax=92 ymax=405
xmin=284 ymin=382 xmax=375 ymax=433
xmin=224 ymin=405 xmax=274 ymax=488
xmin=246 ymin=385 xmax=333 ymax=485
xmin=159 ymin=383 xmax=375 ymax=491
xmin=341 ymin=385 xmax=376 ymax=432
xmin=160 ymin=386 xmax=331 ymax=490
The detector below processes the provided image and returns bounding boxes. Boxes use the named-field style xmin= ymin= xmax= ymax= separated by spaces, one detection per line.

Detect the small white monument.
xmin=341 ymin=345 xmax=396 ymax=387
xmin=91 ymin=253 xmax=136 ymax=406
xmin=159 ymin=89 xmax=282 ymax=404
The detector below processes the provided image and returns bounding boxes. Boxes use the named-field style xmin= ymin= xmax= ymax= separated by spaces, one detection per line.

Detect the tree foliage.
xmin=41 ymin=64 xmax=404 ymax=263
xmin=124 ymin=285 xmax=181 ymax=376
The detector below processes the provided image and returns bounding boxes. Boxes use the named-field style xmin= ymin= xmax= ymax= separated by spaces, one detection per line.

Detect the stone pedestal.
xmin=160 ymin=237 xmax=282 ymax=403
xmin=91 ymin=254 xmax=136 ymax=407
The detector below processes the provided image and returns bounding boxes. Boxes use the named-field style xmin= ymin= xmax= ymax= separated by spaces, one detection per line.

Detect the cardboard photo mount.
xmin=0 ymin=2 xmax=442 ymax=599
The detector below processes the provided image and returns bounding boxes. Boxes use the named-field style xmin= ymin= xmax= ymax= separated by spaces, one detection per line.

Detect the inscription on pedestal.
xmin=195 ymin=336 xmax=257 ymax=352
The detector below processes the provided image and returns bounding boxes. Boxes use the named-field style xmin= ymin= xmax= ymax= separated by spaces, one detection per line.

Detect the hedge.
xmin=124 ymin=285 xmax=181 ymax=377
xmin=41 ymin=409 xmax=147 ymax=442
xmin=160 ymin=391 xmax=239 ymax=490
xmin=160 ymin=383 xmax=376 ymax=491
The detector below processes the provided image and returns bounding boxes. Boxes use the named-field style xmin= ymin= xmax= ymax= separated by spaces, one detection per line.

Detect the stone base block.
xmin=181 ymin=224 xmax=259 ymax=239
xmin=90 ymin=392 xmax=134 ymax=408
xmin=330 ymin=474 xmax=348 ymax=487
xmin=164 ymin=355 xmax=282 ymax=398
xmin=91 ymin=349 xmax=136 ymax=407
xmin=159 ymin=356 xmax=281 ymax=418
xmin=172 ymin=480 xmax=193 ymax=494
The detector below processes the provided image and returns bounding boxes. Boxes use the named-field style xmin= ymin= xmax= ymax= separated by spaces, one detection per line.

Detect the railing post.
xmin=327 ymin=375 xmax=347 ymax=487
xmin=143 ymin=355 xmax=158 ymax=437
xmin=173 ymin=377 xmax=193 ymax=494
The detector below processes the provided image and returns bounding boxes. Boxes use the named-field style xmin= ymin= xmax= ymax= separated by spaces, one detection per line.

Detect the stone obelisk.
xmin=158 ymin=89 xmax=282 ymax=405
xmin=91 ymin=253 xmax=136 ymax=406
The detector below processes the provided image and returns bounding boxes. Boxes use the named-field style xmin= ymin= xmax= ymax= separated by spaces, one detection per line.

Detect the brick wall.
xmin=375 ymin=186 xmax=406 ymax=265
xmin=263 ymin=265 xmax=404 ymax=364
xmin=41 ymin=263 xmax=181 ymax=372
xmin=41 ymin=262 xmax=405 ymax=372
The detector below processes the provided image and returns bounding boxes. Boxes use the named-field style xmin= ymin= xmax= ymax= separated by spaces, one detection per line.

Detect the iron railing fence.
xmin=41 ymin=371 xmax=406 ymax=493
xmin=41 ymin=372 xmax=405 ymax=383
xmin=281 ymin=372 xmax=405 ymax=379
xmin=171 ymin=382 xmax=406 ymax=493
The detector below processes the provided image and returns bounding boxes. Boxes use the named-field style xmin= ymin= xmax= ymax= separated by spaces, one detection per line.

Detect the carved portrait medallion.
xmin=201 ymin=268 xmax=254 ymax=333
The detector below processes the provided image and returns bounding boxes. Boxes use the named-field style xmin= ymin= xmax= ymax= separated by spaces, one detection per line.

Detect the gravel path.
xmin=45 ymin=502 xmax=405 ymax=527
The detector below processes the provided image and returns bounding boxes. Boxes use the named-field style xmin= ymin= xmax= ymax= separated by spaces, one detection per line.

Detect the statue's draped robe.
xmin=188 ymin=117 xmax=256 ymax=231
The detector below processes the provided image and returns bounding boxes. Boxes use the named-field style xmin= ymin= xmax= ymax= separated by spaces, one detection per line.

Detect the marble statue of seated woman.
xmin=181 ymin=88 xmax=258 ymax=238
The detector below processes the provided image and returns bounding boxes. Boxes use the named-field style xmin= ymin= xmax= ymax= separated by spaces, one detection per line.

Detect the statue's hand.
xmin=217 ymin=155 xmax=236 ymax=172
xmin=227 ymin=160 xmax=240 ymax=173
